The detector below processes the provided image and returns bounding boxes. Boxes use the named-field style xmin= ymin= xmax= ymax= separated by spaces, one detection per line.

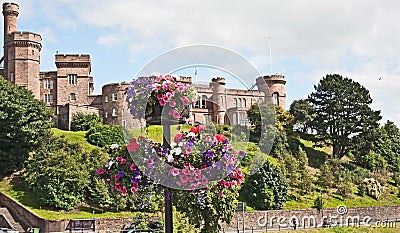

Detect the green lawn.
xmin=51 ymin=128 xmax=97 ymax=151
xmin=299 ymin=138 xmax=331 ymax=168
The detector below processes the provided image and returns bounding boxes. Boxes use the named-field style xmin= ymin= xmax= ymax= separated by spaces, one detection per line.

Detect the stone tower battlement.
xmin=256 ymin=74 xmax=286 ymax=108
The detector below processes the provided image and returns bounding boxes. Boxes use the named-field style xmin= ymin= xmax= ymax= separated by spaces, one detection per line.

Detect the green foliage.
xmin=313 ymin=196 xmax=323 ymax=210
xmin=174 ymin=186 xmax=239 ymax=232
xmin=352 ymin=121 xmax=400 ymax=172
xmin=239 ymin=159 xmax=289 ymax=210
xmin=86 ymin=124 xmax=125 ymax=147
xmin=70 ymin=112 xmax=102 ymax=131
xmin=173 ymin=207 xmax=199 ymax=233
xmin=308 ymin=74 xmax=381 ymax=159
xmin=289 ymin=99 xmax=315 ymax=133
xmin=0 ymin=77 xmax=53 ymax=174
xmin=24 ymin=136 xmax=90 ymax=210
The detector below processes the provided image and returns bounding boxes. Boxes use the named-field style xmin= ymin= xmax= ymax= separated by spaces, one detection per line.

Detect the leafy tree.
xmin=289 ymin=99 xmax=315 ymax=133
xmin=86 ymin=124 xmax=125 ymax=147
xmin=71 ymin=112 xmax=102 ymax=131
xmin=352 ymin=121 xmax=400 ymax=171
xmin=308 ymin=74 xmax=381 ymax=159
xmin=0 ymin=77 xmax=53 ymax=174
xmin=239 ymin=158 xmax=289 ymax=210
xmin=247 ymin=101 xmax=276 ymax=143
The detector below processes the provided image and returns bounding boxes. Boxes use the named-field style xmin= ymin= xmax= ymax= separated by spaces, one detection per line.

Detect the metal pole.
xmin=163 ymin=124 xmax=173 ymax=233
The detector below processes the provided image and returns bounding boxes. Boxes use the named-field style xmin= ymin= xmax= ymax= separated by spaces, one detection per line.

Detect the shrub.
xmin=86 ymin=124 xmax=124 ymax=147
xmin=70 ymin=113 xmax=102 ymax=131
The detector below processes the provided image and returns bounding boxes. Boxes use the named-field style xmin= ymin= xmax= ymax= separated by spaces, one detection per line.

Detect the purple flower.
xmin=239 ymin=151 xmax=246 ymax=157
xmin=118 ymin=170 xmax=124 ymax=178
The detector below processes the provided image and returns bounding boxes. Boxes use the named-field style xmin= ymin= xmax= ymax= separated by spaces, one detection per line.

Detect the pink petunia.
xmin=171 ymin=168 xmax=180 ymax=176
xmin=169 ymin=101 xmax=176 ymax=107
xmin=180 ymin=175 xmax=189 ymax=184
xmin=181 ymin=96 xmax=190 ymax=105
xmin=130 ymin=163 xmax=136 ymax=171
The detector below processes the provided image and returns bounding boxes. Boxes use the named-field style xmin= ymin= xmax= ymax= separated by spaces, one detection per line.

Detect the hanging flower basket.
xmin=97 ymin=74 xmax=246 ymax=198
xmin=125 ymin=75 xmax=197 ymax=125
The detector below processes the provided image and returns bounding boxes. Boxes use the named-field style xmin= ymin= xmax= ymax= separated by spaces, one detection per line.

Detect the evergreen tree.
xmin=308 ymin=74 xmax=381 ymax=159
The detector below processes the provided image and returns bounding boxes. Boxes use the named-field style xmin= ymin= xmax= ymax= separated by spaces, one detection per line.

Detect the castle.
xmin=1 ymin=2 xmax=286 ymax=129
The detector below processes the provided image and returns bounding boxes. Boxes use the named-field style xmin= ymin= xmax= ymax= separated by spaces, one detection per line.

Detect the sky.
xmin=4 ymin=0 xmax=400 ymax=126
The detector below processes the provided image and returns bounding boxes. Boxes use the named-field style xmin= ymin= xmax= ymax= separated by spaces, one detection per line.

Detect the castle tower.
xmin=55 ymin=54 xmax=93 ymax=106
xmin=256 ymin=74 xmax=286 ymax=108
xmin=210 ymin=77 xmax=226 ymax=124
xmin=3 ymin=2 xmax=42 ymax=98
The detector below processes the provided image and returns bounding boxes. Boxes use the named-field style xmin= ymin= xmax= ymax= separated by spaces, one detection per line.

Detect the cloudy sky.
xmin=5 ymin=0 xmax=400 ymax=125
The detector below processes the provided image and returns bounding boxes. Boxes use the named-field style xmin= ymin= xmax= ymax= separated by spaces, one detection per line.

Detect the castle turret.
xmin=3 ymin=2 xmax=42 ymax=98
xmin=256 ymin=74 xmax=286 ymax=108
xmin=3 ymin=2 xmax=18 ymax=36
xmin=210 ymin=77 xmax=226 ymax=124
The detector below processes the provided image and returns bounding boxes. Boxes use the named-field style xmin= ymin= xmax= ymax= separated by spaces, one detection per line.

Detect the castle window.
xmin=68 ymin=74 xmax=77 ymax=85
xmin=220 ymin=96 xmax=224 ymax=107
xmin=44 ymin=94 xmax=53 ymax=104
xmin=233 ymin=98 xmax=237 ymax=107
xmin=32 ymin=50 xmax=34 ymax=55
xmin=243 ymin=98 xmax=246 ymax=108
xmin=201 ymin=95 xmax=207 ymax=109
xmin=112 ymin=108 xmax=118 ymax=117
xmin=257 ymin=98 xmax=263 ymax=104
xmin=273 ymin=92 xmax=279 ymax=106
xmin=105 ymin=96 xmax=108 ymax=103
xmin=232 ymin=113 xmax=237 ymax=125
xmin=70 ymin=93 xmax=76 ymax=101
xmin=238 ymin=99 xmax=242 ymax=108
xmin=10 ymin=72 xmax=14 ymax=83
xmin=44 ymin=79 xmax=53 ymax=89
xmin=112 ymin=93 xmax=117 ymax=101
xmin=105 ymin=111 xmax=108 ymax=118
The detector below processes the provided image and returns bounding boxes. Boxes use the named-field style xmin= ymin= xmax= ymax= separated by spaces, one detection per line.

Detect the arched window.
xmin=273 ymin=92 xmax=279 ymax=106
xmin=257 ymin=98 xmax=263 ymax=104
xmin=238 ymin=99 xmax=242 ymax=108
xmin=232 ymin=113 xmax=237 ymax=125
xmin=233 ymin=98 xmax=238 ymax=107
xmin=220 ymin=96 xmax=224 ymax=106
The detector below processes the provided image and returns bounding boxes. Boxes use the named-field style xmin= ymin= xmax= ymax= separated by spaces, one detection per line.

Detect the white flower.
xmin=170 ymin=142 xmax=177 ymax=148
xmin=167 ymin=154 xmax=174 ymax=163
xmin=187 ymin=132 xmax=196 ymax=137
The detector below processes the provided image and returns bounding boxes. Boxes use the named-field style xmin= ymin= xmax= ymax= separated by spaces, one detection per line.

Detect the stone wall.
xmin=0 ymin=191 xmax=68 ymax=233
xmin=221 ymin=205 xmax=400 ymax=231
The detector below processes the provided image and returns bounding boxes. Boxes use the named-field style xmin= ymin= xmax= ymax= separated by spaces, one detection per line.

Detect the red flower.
xmin=174 ymin=133 xmax=184 ymax=143
xmin=128 ymin=138 xmax=140 ymax=152
xmin=190 ymin=126 xmax=200 ymax=134
xmin=215 ymin=134 xmax=226 ymax=142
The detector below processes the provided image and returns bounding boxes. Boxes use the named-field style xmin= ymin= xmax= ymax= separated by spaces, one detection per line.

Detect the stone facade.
xmin=1 ymin=2 xmax=286 ymax=130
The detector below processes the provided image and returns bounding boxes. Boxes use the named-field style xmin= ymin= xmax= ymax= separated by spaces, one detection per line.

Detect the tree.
xmin=289 ymin=99 xmax=315 ymax=133
xmin=0 ymin=77 xmax=53 ymax=174
xmin=308 ymin=74 xmax=381 ymax=159
xmin=70 ymin=112 xmax=102 ymax=131
xmin=351 ymin=121 xmax=400 ymax=171
xmin=239 ymin=158 xmax=289 ymax=210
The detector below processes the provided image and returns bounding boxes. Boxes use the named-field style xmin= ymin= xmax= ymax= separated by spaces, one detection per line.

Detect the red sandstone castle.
xmin=1 ymin=2 xmax=286 ymax=130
